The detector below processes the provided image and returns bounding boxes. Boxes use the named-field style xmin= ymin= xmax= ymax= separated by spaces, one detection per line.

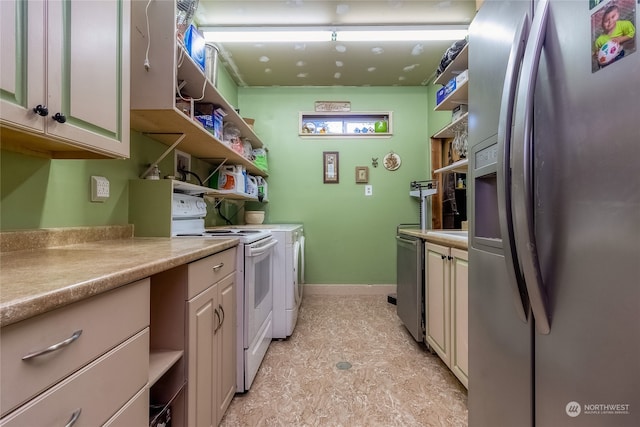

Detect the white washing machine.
xmin=264 ymin=224 xmax=305 ymax=338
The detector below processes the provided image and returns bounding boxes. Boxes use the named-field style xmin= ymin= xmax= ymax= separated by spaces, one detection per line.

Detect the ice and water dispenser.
xmin=470 ymin=139 xmax=502 ymax=249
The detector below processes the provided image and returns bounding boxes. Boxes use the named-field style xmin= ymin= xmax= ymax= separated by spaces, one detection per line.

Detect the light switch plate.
xmin=91 ymin=176 xmax=110 ymax=202
xmin=365 ymin=185 xmax=373 ymax=196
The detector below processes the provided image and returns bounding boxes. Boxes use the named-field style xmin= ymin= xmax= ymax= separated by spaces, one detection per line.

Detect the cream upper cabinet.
xmin=424 ymin=242 xmax=468 ymax=389
xmin=0 ymin=0 xmax=130 ymax=159
xmin=0 ymin=0 xmax=45 ymax=134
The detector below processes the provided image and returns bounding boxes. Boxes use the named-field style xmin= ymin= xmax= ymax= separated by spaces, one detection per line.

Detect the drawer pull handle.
xmin=213 ymin=308 xmax=222 ymax=333
xmin=218 ymin=304 xmax=225 ymax=328
xmin=65 ymin=408 xmax=82 ymax=427
xmin=21 ymin=330 xmax=83 ymax=360
xmin=212 ymin=263 xmax=224 ymax=272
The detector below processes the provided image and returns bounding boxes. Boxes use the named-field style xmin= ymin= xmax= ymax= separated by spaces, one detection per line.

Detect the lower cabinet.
xmin=425 ymin=243 xmax=468 ymax=388
xmin=1 ymin=248 xmax=238 ymax=426
xmin=187 ymin=273 xmax=237 ymax=427
xmin=151 ymin=247 xmax=237 ymax=427
xmin=0 ymin=279 xmax=150 ymax=425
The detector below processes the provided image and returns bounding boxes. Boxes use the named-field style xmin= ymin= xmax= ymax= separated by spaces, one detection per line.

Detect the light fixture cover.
xmin=202 ymin=25 xmax=468 ymax=43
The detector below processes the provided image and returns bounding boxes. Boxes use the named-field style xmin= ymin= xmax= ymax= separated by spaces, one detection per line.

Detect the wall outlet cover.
xmin=91 ymin=176 xmax=110 ymax=202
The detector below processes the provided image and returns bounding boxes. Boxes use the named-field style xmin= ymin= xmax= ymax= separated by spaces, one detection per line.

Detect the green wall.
xmin=1 ymin=131 xmax=180 ymax=229
xmin=1 ymin=79 xmax=441 ymax=286
xmin=0 ymin=64 xmax=238 ymax=230
xmin=235 ymin=86 xmax=431 ymax=284
xmin=427 ymin=83 xmax=454 ymax=134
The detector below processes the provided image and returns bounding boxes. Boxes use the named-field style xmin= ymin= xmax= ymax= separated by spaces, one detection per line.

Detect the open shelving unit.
xmin=431 ymin=43 xmax=469 ymax=230
xmin=149 ymin=351 xmax=184 ymax=387
xmin=433 ymin=112 xmax=468 ymax=139
xmin=434 ymin=44 xmax=469 ymax=112
xmin=173 ymin=180 xmax=265 ymax=202
xmin=434 ymin=44 xmax=468 ymax=86
xmin=434 ymin=84 xmax=468 ymax=112
xmin=130 ymin=0 xmax=268 ymax=179
xmin=433 ymin=158 xmax=469 ymax=175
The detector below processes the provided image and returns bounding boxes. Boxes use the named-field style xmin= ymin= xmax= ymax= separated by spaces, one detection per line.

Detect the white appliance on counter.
xmin=171 ymin=193 xmax=277 ymax=392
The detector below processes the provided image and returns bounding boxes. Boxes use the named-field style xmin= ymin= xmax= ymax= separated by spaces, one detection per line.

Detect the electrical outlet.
xmin=91 ymin=176 xmax=110 ymax=202
xmin=365 ymin=185 xmax=373 ymax=196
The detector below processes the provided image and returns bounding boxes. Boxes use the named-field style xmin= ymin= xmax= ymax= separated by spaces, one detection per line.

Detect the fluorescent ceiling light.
xmin=338 ymin=28 xmax=468 ymax=42
xmin=202 ymin=26 xmax=468 ymax=43
xmin=202 ymin=28 xmax=333 ymax=43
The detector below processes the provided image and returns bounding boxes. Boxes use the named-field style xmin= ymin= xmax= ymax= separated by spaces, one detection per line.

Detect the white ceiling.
xmin=193 ymin=1 xmax=477 ymax=87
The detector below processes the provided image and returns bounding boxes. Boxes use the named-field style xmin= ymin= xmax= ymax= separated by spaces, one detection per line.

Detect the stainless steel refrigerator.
xmin=468 ymin=0 xmax=640 ymax=426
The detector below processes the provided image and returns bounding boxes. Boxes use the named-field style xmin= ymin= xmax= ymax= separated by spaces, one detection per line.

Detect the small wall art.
xmin=323 ymin=151 xmax=339 ymax=183
xmin=355 ymin=166 xmax=369 ymax=183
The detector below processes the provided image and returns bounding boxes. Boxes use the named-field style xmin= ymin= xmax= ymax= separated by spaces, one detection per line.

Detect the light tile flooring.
xmin=220 ymin=294 xmax=468 ymax=426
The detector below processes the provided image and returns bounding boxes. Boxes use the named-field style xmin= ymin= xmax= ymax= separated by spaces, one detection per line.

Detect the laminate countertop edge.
xmin=0 ymin=237 xmax=239 ymax=327
xmin=399 ymin=229 xmax=469 ymax=250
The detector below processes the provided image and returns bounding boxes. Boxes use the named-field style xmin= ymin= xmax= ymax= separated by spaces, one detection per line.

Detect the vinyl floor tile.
xmin=220 ymin=294 xmax=468 ymax=427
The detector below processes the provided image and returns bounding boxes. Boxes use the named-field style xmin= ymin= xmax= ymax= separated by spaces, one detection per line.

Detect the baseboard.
xmin=303 ymin=284 xmax=397 ymax=296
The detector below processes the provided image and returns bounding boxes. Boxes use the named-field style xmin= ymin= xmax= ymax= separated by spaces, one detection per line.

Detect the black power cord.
xmin=216 ymin=203 xmax=233 ymax=225
xmin=178 ymin=168 xmax=203 ymax=186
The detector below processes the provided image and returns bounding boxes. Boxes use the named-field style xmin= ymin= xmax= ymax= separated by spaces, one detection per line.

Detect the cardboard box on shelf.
xmin=184 ymin=25 xmax=205 ymax=71
xmin=452 ymin=104 xmax=468 ymax=122
xmin=436 ymin=74 xmax=461 ymax=106
xmin=195 ymin=103 xmax=225 ymax=140
xmin=213 ymin=109 xmax=224 ymax=141
xmin=195 ymin=115 xmax=214 ymax=134
xmin=455 ymin=69 xmax=469 ymax=87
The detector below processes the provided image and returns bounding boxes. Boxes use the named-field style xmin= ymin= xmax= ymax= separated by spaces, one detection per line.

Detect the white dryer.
xmin=264 ymin=224 xmax=305 ymax=338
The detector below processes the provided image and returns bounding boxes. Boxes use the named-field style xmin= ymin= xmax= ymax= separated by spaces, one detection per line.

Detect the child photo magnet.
xmin=590 ymin=0 xmax=637 ymax=72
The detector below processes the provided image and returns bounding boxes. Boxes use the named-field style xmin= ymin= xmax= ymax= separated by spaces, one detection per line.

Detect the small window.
xmin=299 ymin=112 xmax=392 ymax=137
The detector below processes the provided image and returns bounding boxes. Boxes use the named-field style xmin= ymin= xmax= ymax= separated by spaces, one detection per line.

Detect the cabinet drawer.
xmin=0 ymin=328 xmax=149 ymax=427
xmin=187 ymin=248 xmax=236 ymax=298
xmin=0 ymin=279 xmax=150 ymax=416
xmin=103 ymin=386 xmax=149 ymax=427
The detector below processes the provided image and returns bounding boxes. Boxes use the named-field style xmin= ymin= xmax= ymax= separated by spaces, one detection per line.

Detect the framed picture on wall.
xmin=355 ymin=166 xmax=369 ymax=183
xmin=323 ymin=151 xmax=339 ymax=183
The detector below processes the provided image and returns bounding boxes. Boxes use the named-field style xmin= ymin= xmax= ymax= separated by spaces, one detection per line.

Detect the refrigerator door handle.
xmin=496 ymin=12 xmax=531 ymax=323
xmin=512 ymin=0 xmax=551 ymax=334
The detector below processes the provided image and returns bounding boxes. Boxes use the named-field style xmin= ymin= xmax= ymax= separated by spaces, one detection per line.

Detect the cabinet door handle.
xmin=33 ymin=104 xmax=49 ymax=117
xmin=52 ymin=112 xmax=67 ymax=123
xmin=64 ymin=408 xmax=82 ymax=427
xmin=22 ymin=330 xmax=83 ymax=360
xmin=218 ymin=304 xmax=225 ymax=328
xmin=441 ymin=254 xmax=446 ymax=260
xmin=212 ymin=263 xmax=224 ymax=272
xmin=214 ymin=308 xmax=221 ymax=333
xmin=447 ymin=255 xmax=453 ymax=261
